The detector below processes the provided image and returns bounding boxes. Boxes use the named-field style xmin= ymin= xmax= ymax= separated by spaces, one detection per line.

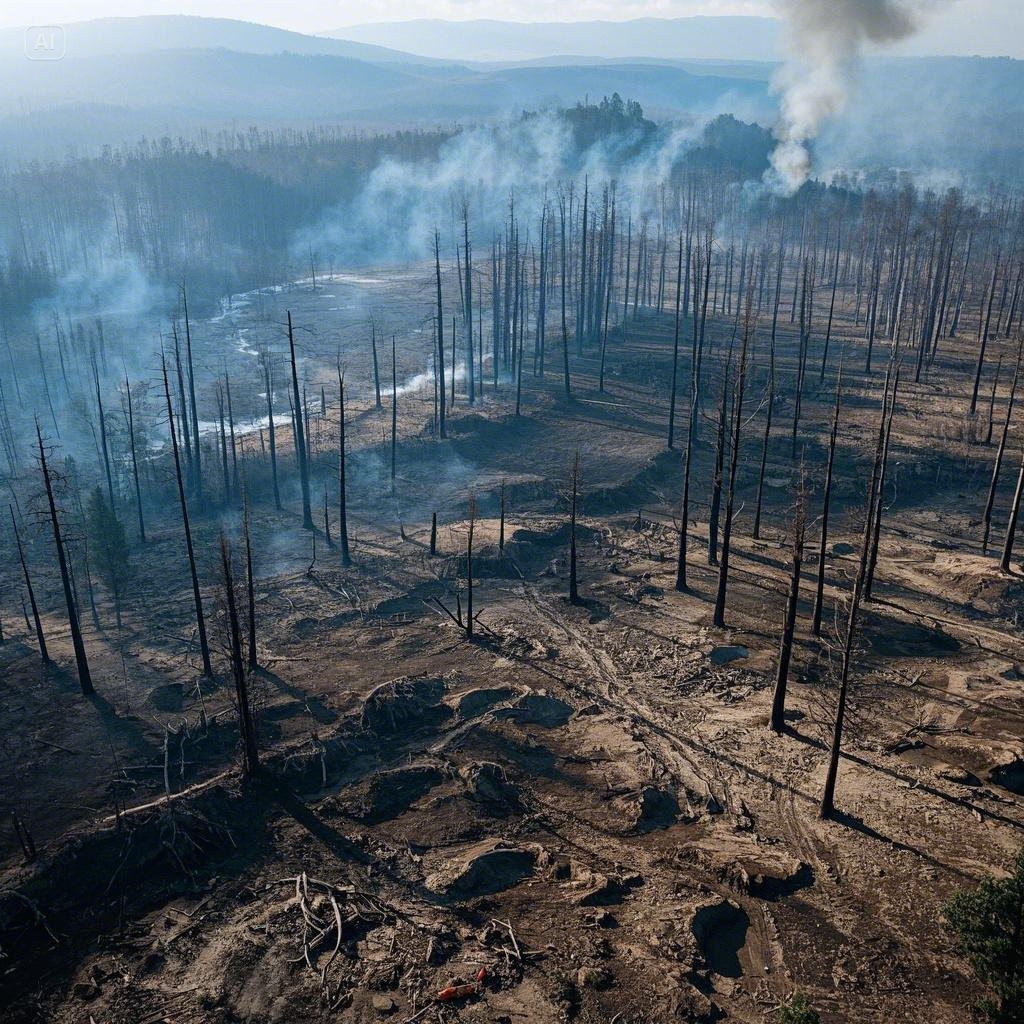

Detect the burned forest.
xmin=2 ymin=6 xmax=1024 ymax=1024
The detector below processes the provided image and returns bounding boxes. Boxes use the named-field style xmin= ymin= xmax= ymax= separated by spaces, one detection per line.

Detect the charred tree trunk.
xmin=162 ymin=353 xmax=213 ymax=679
xmin=124 ymin=376 xmax=146 ymax=544
xmin=220 ymin=534 xmax=259 ymax=778
xmin=434 ymin=231 xmax=447 ymax=438
xmin=820 ymin=367 xmax=894 ymax=819
xmin=287 ymin=311 xmax=314 ymax=530
xmin=337 ymin=370 xmax=351 ymax=568
xmin=569 ymin=450 xmax=581 ymax=605
xmin=812 ymin=364 xmax=844 ymax=637
xmin=770 ymin=476 xmax=807 ymax=732
xmin=36 ymin=422 xmax=93 ymax=695
xmin=243 ymin=497 xmax=258 ymax=673
xmin=983 ymin=339 xmax=1023 ymax=553
xmin=713 ymin=306 xmax=751 ymax=627
xmin=10 ymin=505 xmax=49 ymax=664
xmin=667 ymin=234 xmax=684 ymax=449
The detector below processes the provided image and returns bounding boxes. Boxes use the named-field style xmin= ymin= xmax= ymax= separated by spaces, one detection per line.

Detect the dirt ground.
xmin=1 ymin=264 xmax=1022 ymax=1023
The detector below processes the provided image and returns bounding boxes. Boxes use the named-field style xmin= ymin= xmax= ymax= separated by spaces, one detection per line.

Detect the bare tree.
xmin=220 ymin=534 xmax=259 ymax=778
xmin=36 ymin=422 xmax=92 ymax=695
xmin=10 ymin=505 xmax=49 ymax=664
xmin=287 ymin=311 xmax=314 ymax=530
xmin=771 ymin=470 xmax=807 ymax=733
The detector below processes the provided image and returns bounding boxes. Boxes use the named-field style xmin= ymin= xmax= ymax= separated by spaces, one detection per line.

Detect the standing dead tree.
xmin=36 ymin=421 xmax=93 ymax=695
xmin=10 ymin=505 xmax=49 ymax=664
xmin=162 ymin=351 xmax=213 ymax=679
xmin=337 ymin=368 xmax=351 ymax=568
xmin=820 ymin=367 xmax=895 ymax=819
xmin=569 ymin=450 xmax=581 ymax=605
xmin=770 ymin=468 xmax=807 ymax=733
xmin=243 ymin=492 xmax=258 ymax=673
xmin=713 ymin=301 xmax=752 ymax=627
xmin=287 ymin=311 xmax=314 ymax=530
xmin=220 ymin=534 xmax=260 ymax=779
xmin=812 ymin=361 xmax=844 ymax=637
xmin=983 ymin=336 xmax=1023 ymax=553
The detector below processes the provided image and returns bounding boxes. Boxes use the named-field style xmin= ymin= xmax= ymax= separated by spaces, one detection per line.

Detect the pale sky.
xmin=1 ymin=0 xmax=1022 ymax=59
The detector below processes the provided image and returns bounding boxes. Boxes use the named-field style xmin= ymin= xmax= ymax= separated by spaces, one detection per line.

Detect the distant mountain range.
xmin=0 ymin=15 xmax=1020 ymax=185
xmin=325 ymin=17 xmax=785 ymax=64
xmin=329 ymin=12 xmax=1024 ymax=63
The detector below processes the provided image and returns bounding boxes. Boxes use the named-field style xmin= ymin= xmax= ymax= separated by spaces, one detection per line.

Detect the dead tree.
xmin=220 ymin=534 xmax=259 ymax=778
xmin=499 ymin=479 xmax=506 ymax=555
xmin=708 ymin=361 xmax=730 ymax=567
xmin=123 ymin=375 xmax=146 ymax=543
xmin=667 ymin=234 xmax=684 ymax=449
xmin=36 ymin=422 xmax=93 ymax=695
xmin=463 ymin=204 xmax=476 ymax=405
xmin=260 ymin=350 xmax=282 ymax=511
xmin=770 ymin=470 xmax=807 ymax=732
xmin=370 ymin=319 xmax=382 ymax=409
xmin=865 ymin=370 xmax=900 ymax=599
xmin=181 ymin=284 xmax=204 ymax=500
xmin=10 ymin=505 xmax=49 ymax=664
xmin=434 ymin=230 xmax=447 ymax=438
xmin=243 ymin=495 xmax=258 ymax=673
xmin=811 ymin=362 xmax=844 ymax=637
xmin=752 ymin=332 xmax=776 ymax=540
xmin=92 ymin=356 xmax=115 ymax=511
xmin=713 ymin=305 xmax=751 ymax=627
xmin=467 ymin=498 xmax=476 ymax=639
xmin=287 ymin=311 xmax=314 ymax=530
xmin=569 ymin=449 xmax=581 ymax=605
xmin=430 ymin=511 xmax=437 ymax=556
xmin=390 ymin=335 xmax=398 ymax=487
xmin=820 ymin=367 xmax=894 ymax=819
xmin=162 ymin=352 xmax=213 ymax=678
xmin=983 ymin=337 xmax=1023 ymax=553
xmin=337 ymin=369 xmax=351 ymax=568
xmin=1000 ymin=449 xmax=1024 ymax=572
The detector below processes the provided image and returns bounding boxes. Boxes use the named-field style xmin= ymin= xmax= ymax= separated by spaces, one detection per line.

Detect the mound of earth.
xmin=424 ymin=839 xmax=537 ymax=899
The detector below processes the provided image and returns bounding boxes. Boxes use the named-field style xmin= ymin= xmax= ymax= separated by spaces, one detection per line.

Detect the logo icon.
xmin=25 ymin=26 xmax=65 ymax=61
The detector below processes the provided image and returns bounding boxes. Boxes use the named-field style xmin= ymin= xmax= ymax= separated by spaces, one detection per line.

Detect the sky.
xmin=1 ymin=0 xmax=1022 ymax=58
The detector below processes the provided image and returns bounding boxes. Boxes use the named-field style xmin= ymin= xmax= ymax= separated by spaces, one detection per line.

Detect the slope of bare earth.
xmin=1 ymin=266 xmax=1022 ymax=1024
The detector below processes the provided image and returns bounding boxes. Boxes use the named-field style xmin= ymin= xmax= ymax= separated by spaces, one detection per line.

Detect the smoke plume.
xmin=769 ymin=0 xmax=944 ymax=192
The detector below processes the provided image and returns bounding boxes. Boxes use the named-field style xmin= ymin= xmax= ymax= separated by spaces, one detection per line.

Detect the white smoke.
xmin=769 ymin=0 xmax=945 ymax=192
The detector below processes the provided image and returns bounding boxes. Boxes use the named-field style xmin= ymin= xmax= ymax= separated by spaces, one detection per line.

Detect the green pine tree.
xmin=945 ymin=848 xmax=1024 ymax=1023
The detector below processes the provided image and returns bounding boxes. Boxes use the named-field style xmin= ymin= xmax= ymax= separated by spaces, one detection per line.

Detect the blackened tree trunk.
xmin=220 ymin=534 xmax=259 ymax=778
xmin=430 ymin=512 xmax=437 ymax=556
xmin=434 ymin=230 xmax=446 ymax=438
xmin=569 ymin=450 xmax=581 ymax=605
xmin=984 ymin=339 xmax=1023 ymax=553
xmin=182 ymin=285 xmax=203 ymax=500
xmin=463 ymin=205 xmax=475 ymax=405
xmin=337 ymin=370 xmax=351 ymax=567
xmin=466 ymin=498 xmax=476 ymax=640
xmin=1000 ymin=450 xmax=1024 ymax=573
xmin=370 ymin=319 xmax=382 ymax=409
xmin=864 ymin=371 xmax=900 ymax=599
xmin=162 ymin=353 xmax=213 ymax=678
xmin=287 ymin=311 xmax=314 ymax=530
xmin=36 ymin=422 xmax=93 ymax=695
xmin=812 ymin=364 xmax=844 ymax=637
xmin=667 ymin=234 xmax=684 ymax=449
xmin=10 ymin=505 xmax=49 ymax=664
xmin=390 ymin=335 xmax=398 ymax=487
xmin=261 ymin=351 xmax=281 ymax=511
xmin=92 ymin=358 xmax=116 ymax=511
xmin=499 ymin=479 xmax=506 ymax=555
xmin=708 ymin=366 xmax=730 ymax=567
xmin=770 ymin=475 xmax=807 ymax=732
xmin=124 ymin=375 xmax=146 ymax=543
xmin=713 ymin=307 xmax=751 ymax=627
xmin=753 ymin=333 xmax=776 ymax=540
xmin=820 ymin=367 xmax=893 ymax=819
xmin=243 ymin=496 xmax=258 ymax=673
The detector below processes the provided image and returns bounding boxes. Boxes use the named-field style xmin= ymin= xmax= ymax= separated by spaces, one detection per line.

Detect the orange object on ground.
xmin=437 ymin=983 xmax=477 ymax=1002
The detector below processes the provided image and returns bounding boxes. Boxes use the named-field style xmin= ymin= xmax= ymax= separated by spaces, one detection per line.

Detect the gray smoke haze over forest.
xmin=770 ymin=0 xmax=948 ymax=192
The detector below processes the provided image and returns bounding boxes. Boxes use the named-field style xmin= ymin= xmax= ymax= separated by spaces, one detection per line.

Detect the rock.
xmin=371 ymin=994 xmax=396 ymax=1014
xmin=425 ymin=840 xmax=536 ymax=899
xmin=709 ymin=645 xmax=748 ymax=667
xmin=492 ymin=693 xmax=572 ymax=728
